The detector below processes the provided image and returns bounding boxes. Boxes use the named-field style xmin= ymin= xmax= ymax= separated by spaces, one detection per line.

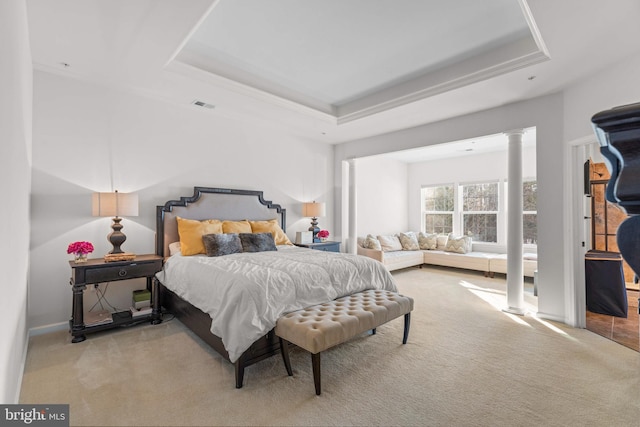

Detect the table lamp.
xmin=302 ymin=201 xmax=326 ymax=242
xmin=92 ymin=190 xmax=138 ymax=261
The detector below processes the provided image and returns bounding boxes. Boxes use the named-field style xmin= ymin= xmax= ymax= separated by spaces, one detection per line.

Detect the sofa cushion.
xmin=364 ymin=234 xmax=382 ymax=250
xmin=399 ymin=232 xmax=420 ymax=250
xmin=445 ymin=234 xmax=472 ymax=254
xmin=489 ymin=254 xmax=538 ymax=277
xmin=418 ymin=232 xmax=438 ymax=250
xmin=384 ymin=250 xmax=424 ymax=270
xmin=378 ymin=235 xmax=403 ymax=252
xmin=423 ymin=250 xmax=493 ymax=272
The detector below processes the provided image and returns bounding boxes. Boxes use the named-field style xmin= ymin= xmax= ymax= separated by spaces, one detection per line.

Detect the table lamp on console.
xmin=92 ymin=190 xmax=138 ymax=262
xmin=303 ymin=201 xmax=326 ymax=243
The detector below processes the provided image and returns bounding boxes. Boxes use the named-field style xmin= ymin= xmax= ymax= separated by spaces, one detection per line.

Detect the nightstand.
xmin=69 ymin=254 xmax=163 ymax=343
xmin=294 ymin=241 xmax=341 ymax=253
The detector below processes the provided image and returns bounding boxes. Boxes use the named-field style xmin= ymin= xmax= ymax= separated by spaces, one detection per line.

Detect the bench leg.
xmin=403 ymin=312 xmax=411 ymax=344
xmin=279 ymin=338 xmax=293 ymax=376
xmin=312 ymin=352 xmax=321 ymax=395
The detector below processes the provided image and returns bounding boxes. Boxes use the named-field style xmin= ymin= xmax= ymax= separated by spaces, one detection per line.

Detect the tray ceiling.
xmin=175 ymin=0 xmax=549 ymax=123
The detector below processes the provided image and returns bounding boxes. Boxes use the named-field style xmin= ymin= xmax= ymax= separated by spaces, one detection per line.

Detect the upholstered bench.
xmin=275 ymin=289 xmax=414 ymax=395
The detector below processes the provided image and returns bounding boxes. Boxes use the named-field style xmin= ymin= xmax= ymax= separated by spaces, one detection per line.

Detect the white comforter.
xmin=156 ymin=245 xmax=397 ymax=362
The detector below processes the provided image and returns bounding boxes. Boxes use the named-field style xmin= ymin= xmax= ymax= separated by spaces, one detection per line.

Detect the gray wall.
xmin=0 ymin=0 xmax=32 ymax=403
xmin=29 ymin=71 xmax=335 ymax=329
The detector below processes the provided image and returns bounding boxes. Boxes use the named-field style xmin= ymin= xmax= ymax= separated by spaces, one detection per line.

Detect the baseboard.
xmin=29 ymin=321 xmax=68 ymax=337
xmin=534 ymin=311 xmax=565 ymax=324
xmin=14 ymin=329 xmax=29 ymax=404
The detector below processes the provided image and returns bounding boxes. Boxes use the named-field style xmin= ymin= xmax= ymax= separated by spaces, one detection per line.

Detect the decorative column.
xmin=504 ymin=129 xmax=526 ymax=315
xmin=348 ymin=158 xmax=358 ymax=254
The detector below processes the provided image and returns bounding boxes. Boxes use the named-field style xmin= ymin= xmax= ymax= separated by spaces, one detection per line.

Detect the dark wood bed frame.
xmin=155 ymin=186 xmax=286 ymax=388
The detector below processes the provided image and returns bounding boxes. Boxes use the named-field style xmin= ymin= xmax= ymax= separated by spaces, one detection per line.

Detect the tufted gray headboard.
xmin=155 ymin=187 xmax=286 ymax=258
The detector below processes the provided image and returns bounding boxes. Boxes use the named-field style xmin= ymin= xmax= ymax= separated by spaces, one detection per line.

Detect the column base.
xmin=502 ymin=306 xmax=527 ymax=316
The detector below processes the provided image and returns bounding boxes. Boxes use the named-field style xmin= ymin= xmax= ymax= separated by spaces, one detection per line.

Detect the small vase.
xmin=320 ymin=238 xmax=327 ymax=242
xmin=74 ymin=253 xmax=88 ymax=263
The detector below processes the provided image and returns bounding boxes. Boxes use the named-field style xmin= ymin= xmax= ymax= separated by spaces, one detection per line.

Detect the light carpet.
xmin=20 ymin=266 xmax=640 ymax=426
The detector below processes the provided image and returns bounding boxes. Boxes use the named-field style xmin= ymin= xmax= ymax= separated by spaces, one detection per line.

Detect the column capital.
xmin=503 ymin=129 xmax=525 ymax=138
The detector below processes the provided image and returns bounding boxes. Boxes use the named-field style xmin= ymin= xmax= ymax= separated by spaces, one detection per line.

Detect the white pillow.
xmin=364 ymin=234 xmax=382 ymax=251
xmin=436 ymin=234 xmax=449 ymax=250
xmin=418 ymin=232 xmax=438 ymax=250
xmin=523 ymin=252 xmax=538 ymax=260
xmin=444 ymin=234 xmax=472 ymax=254
xmin=169 ymin=241 xmax=182 ymax=256
xmin=377 ymin=235 xmax=403 ymax=252
xmin=398 ymin=232 xmax=420 ymax=251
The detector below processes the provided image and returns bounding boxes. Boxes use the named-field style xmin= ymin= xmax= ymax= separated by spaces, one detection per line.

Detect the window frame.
xmin=459 ymin=181 xmax=500 ymax=243
xmin=421 ymin=184 xmax=455 ymax=235
xmin=522 ymin=178 xmax=537 ymax=246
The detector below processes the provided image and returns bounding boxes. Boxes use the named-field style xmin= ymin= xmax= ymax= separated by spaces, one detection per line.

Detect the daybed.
xmin=155 ymin=187 xmax=399 ymax=389
xmin=357 ymin=233 xmax=537 ymax=277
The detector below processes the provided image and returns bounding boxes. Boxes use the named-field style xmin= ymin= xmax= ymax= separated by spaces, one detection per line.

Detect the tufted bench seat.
xmin=275 ymin=289 xmax=414 ymax=395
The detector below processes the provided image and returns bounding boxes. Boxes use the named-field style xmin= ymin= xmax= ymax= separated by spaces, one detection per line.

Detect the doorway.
xmin=586 ymin=161 xmax=639 ymax=351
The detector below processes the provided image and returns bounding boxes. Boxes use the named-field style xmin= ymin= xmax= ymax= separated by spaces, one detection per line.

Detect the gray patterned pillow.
xmin=239 ymin=232 xmax=277 ymax=253
xmin=444 ymin=234 xmax=472 ymax=254
xmin=418 ymin=232 xmax=438 ymax=250
xmin=364 ymin=234 xmax=382 ymax=250
xmin=399 ymin=232 xmax=420 ymax=250
xmin=202 ymin=233 xmax=242 ymax=257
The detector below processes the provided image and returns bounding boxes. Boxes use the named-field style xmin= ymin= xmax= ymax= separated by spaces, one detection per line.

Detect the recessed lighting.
xmin=527 ymin=75 xmax=536 ymax=81
xmin=465 ymin=148 xmax=474 ymax=152
xmin=60 ymin=62 xmax=70 ymax=68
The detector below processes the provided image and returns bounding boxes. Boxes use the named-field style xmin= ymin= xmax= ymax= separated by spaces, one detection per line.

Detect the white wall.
xmin=0 ymin=0 xmax=32 ymax=403
xmin=355 ymin=156 xmax=408 ymax=236
xmin=564 ymin=52 xmax=640 ymax=143
xmin=29 ymin=71 xmax=334 ymax=329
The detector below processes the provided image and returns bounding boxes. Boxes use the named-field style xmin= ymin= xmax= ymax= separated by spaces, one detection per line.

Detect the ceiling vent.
xmin=191 ymin=100 xmax=215 ymax=109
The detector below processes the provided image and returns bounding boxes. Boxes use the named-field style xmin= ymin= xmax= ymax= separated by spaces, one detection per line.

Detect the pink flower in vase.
xmin=67 ymin=241 xmax=94 ymax=262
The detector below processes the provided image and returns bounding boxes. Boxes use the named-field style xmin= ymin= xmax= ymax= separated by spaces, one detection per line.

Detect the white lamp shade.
xmin=92 ymin=192 xmax=139 ymax=217
xmin=302 ymin=202 xmax=326 ymax=218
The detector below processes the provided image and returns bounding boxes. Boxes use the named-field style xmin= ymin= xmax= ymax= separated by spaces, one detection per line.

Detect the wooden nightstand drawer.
xmin=84 ymin=261 xmax=159 ymax=283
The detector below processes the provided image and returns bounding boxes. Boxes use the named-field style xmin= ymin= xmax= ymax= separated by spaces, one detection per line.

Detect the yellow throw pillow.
xmin=222 ymin=220 xmax=252 ymax=234
xmin=249 ymin=219 xmax=292 ymax=246
xmin=176 ymin=217 xmax=223 ymax=256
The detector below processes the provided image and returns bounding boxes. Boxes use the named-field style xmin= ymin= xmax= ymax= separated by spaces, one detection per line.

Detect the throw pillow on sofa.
xmin=436 ymin=234 xmax=449 ymax=250
xmin=377 ymin=235 xmax=403 ymax=252
xmin=364 ymin=234 xmax=382 ymax=251
xmin=444 ymin=234 xmax=472 ymax=254
xmin=418 ymin=232 xmax=438 ymax=250
xmin=399 ymin=232 xmax=420 ymax=250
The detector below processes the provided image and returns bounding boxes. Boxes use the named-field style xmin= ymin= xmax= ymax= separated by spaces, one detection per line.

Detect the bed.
xmin=154 ymin=187 xmax=398 ymax=388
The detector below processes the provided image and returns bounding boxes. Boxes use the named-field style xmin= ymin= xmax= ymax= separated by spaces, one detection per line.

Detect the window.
xmin=523 ymin=180 xmax=537 ymax=244
xmin=461 ymin=182 xmax=498 ymax=243
xmin=420 ymin=179 xmax=537 ymax=247
xmin=421 ymin=185 xmax=454 ymax=234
